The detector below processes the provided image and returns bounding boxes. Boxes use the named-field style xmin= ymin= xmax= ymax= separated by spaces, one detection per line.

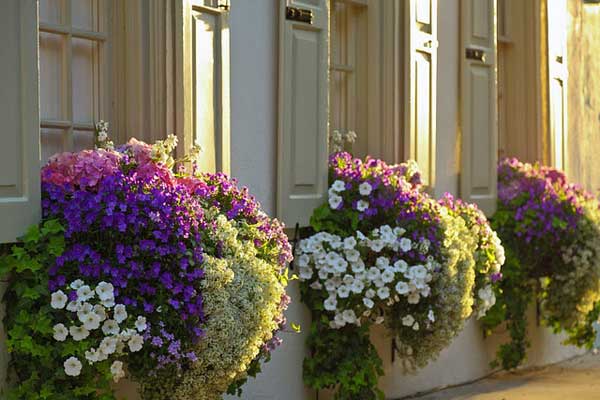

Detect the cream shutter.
xmin=0 ymin=0 xmax=41 ymax=243
xmin=277 ymin=0 xmax=329 ymax=227
xmin=460 ymin=0 xmax=498 ymax=216
xmin=404 ymin=0 xmax=437 ymax=187
xmin=547 ymin=0 xmax=568 ymax=171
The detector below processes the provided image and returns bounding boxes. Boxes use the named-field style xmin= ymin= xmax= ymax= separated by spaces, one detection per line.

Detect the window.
xmin=39 ymin=0 xmax=110 ymax=162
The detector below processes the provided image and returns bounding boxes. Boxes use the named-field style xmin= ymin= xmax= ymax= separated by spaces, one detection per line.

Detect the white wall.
xmin=226 ymin=1 xmax=314 ymax=399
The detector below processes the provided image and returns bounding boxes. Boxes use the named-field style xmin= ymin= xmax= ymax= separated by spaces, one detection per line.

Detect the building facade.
xmin=1 ymin=0 xmax=597 ymax=399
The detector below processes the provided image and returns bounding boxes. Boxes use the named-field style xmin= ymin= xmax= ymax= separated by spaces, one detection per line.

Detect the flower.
xmin=395 ymin=281 xmax=409 ymax=295
xmin=85 ymin=348 xmax=99 ymax=363
xmin=402 ymin=315 xmax=415 ymax=327
xmin=69 ymin=325 xmax=90 ymax=341
xmin=331 ymin=180 xmax=346 ymax=192
xmin=64 ymin=357 xmax=83 ymax=377
xmin=135 ymin=316 xmax=147 ymax=332
xmin=377 ymin=287 xmax=390 ymax=299
xmin=110 ymin=360 xmax=126 ymax=382
xmin=70 ymin=279 xmax=84 ymax=289
xmin=95 ymin=282 xmax=114 ymax=301
xmin=53 ymin=323 xmax=68 ymax=341
xmin=363 ymin=298 xmax=374 ymax=309
xmin=113 ymin=304 xmax=128 ymax=323
xmin=356 ymin=200 xmax=369 ymax=212
xmin=51 ymin=290 xmax=68 ymax=309
xmin=324 ymin=296 xmax=337 ymax=311
xmin=82 ymin=313 xmax=101 ymax=330
xmin=128 ymin=334 xmax=144 ymax=352
xmin=76 ymin=285 xmax=94 ymax=302
xmin=100 ymin=337 xmax=118 ymax=355
xmin=328 ymin=194 xmax=343 ymax=209
xmin=358 ymin=182 xmax=372 ymax=196
xmin=342 ymin=309 xmax=357 ymax=324
xmin=399 ymin=238 xmax=412 ymax=252
xmin=102 ymin=319 xmax=120 ymax=336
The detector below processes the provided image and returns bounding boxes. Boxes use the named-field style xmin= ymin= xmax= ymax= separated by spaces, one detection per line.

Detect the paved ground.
xmin=410 ymin=353 xmax=600 ymax=400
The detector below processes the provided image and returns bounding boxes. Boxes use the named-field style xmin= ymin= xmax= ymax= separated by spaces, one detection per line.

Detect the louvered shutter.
xmin=460 ymin=0 xmax=498 ymax=216
xmin=0 ymin=0 xmax=41 ymax=243
xmin=277 ymin=0 xmax=329 ymax=227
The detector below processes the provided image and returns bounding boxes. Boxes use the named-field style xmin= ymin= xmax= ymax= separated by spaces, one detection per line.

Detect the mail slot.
xmin=286 ymin=6 xmax=313 ymax=24
xmin=466 ymin=48 xmax=486 ymax=62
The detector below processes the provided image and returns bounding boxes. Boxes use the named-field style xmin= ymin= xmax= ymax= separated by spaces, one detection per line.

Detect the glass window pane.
xmin=40 ymin=0 xmax=65 ymax=25
xmin=40 ymin=32 xmax=65 ymax=120
xmin=72 ymin=38 xmax=97 ymax=124
xmin=72 ymin=0 xmax=98 ymax=31
xmin=41 ymin=128 xmax=66 ymax=164
xmin=73 ymin=130 xmax=95 ymax=152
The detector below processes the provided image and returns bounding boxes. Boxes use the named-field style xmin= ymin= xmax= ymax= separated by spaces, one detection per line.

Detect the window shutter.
xmin=277 ymin=0 xmax=329 ymax=227
xmin=547 ymin=0 xmax=568 ymax=171
xmin=404 ymin=0 xmax=437 ymax=187
xmin=0 ymin=0 xmax=41 ymax=244
xmin=460 ymin=0 xmax=498 ymax=216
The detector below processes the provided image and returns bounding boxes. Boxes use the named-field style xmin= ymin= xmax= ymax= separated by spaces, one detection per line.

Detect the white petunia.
xmin=342 ymin=309 xmax=357 ymax=324
xmin=51 ymin=290 xmax=68 ymax=309
xmin=407 ymin=292 xmax=420 ymax=304
xmin=77 ymin=303 xmax=94 ymax=322
xmin=85 ymin=348 xmax=99 ymax=364
xmin=369 ymin=239 xmax=385 ymax=252
xmin=101 ymin=297 xmax=116 ymax=308
xmin=367 ymin=267 xmax=381 ymax=281
xmin=69 ymin=325 xmax=90 ymax=341
xmin=342 ymin=274 xmax=354 ymax=285
xmin=310 ymin=280 xmax=323 ymax=290
xmin=66 ymin=301 xmax=79 ymax=312
xmin=328 ymin=194 xmax=343 ymax=210
xmin=373 ymin=277 xmax=385 ymax=288
xmin=410 ymin=265 xmax=428 ymax=279
xmin=100 ymin=337 xmax=118 ymax=355
xmin=399 ymin=238 xmax=412 ymax=252
xmin=76 ymin=285 xmax=94 ymax=302
xmin=324 ymin=279 xmax=338 ymax=292
xmin=350 ymin=279 xmax=365 ymax=294
xmin=102 ymin=319 xmax=120 ymax=336
xmin=395 ymin=281 xmax=410 ymax=295
xmin=95 ymin=282 xmax=114 ymax=301
xmin=393 ymin=227 xmax=406 ymax=236
xmin=128 ymin=334 xmax=144 ymax=352
xmin=358 ymin=182 xmax=372 ymax=196
xmin=345 ymin=249 xmax=361 ymax=263
xmin=299 ymin=266 xmax=313 ymax=280
xmin=110 ymin=360 xmax=126 ymax=382
xmin=381 ymin=268 xmax=395 ymax=283
xmin=331 ymin=180 xmax=346 ymax=192
xmin=376 ymin=257 xmax=390 ymax=269
xmin=53 ymin=323 xmax=68 ymax=341
xmin=356 ymin=200 xmax=369 ymax=212
xmin=365 ymin=288 xmax=376 ymax=299
xmin=324 ymin=296 xmax=338 ymax=311
xmin=64 ymin=357 xmax=83 ymax=377
xmin=113 ymin=304 xmax=128 ymax=323
xmin=337 ymin=285 xmax=350 ymax=298
xmin=363 ymin=297 xmax=374 ymax=309
xmin=377 ymin=287 xmax=390 ymax=299
xmin=318 ymin=268 xmax=329 ymax=280
xmin=135 ymin=316 xmax=147 ymax=332
xmin=343 ymin=237 xmax=357 ymax=250
xmin=402 ymin=314 xmax=415 ymax=327
xmin=333 ymin=258 xmax=348 ymax=273
xmin=93 ymin=304 xmax=107 ymax=322
xmin=412 ymin=322 xmax=420 ymax=331
xmin=350 ymin=259 xmax=365 ymax=273
xmin=69 ymin=279 xmax=84 ymax=290
xmin=296 ymin=254 xmax=310 ymax=268
xmin=394 ymin=259 xmax=408 ymax=273
xmin=82 ymin=313 xmax=101 ymax=331
xmin=354 ymin=270 xmax=367 ymax=281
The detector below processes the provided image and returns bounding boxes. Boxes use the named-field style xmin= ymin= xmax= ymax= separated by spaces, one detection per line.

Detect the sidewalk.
xmin=410 ymin=353 xmax=600 ymax=400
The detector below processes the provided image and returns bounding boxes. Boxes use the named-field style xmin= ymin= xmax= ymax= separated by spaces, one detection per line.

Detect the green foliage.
xmin=303 ymin=315 xmax=384 ymax=400
xmin=480 ymin=247 xmax=530 ymax=370
xmin=0 ymin=220 xmax=118 ymax=400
